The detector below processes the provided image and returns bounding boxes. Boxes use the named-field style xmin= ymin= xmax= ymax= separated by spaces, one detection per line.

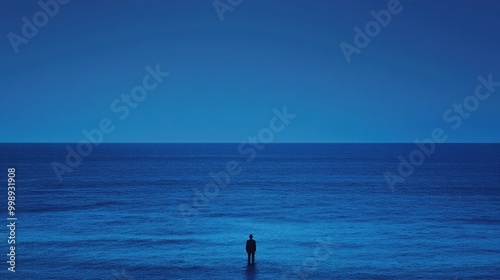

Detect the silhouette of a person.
xmin=246 ymin=234 xmax=256 ymax=265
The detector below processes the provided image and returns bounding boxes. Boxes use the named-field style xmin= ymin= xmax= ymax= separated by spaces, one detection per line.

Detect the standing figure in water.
xmin=246 ymin=234 xmax=256 ymax=265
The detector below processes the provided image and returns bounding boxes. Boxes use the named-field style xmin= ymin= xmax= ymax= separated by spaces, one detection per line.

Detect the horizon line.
xmin=1 ymin=142 xmax=499 ymax=144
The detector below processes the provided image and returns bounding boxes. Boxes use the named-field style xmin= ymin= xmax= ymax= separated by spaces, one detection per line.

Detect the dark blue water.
xmin=0 ymin=144 xmax=499 ymax=279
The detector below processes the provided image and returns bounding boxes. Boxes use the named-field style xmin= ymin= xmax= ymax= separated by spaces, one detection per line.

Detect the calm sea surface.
xmin=0 ymin=143 xmax=499 ymax=279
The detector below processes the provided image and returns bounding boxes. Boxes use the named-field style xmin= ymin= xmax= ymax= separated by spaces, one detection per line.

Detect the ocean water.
xmin=0 ymin=143 xmax=499 ymax=279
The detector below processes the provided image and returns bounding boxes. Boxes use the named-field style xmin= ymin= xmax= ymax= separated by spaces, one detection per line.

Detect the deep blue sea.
xmin=0 ymin=143 xmax=499 ymax=279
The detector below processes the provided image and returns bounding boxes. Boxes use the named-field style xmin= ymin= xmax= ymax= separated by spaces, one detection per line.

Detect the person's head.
xmin=249 ymin=234 xmax=253 ymax=240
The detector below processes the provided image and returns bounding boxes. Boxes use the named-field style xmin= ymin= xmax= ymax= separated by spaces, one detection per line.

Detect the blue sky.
xmin=1 ymin=0 xmax=499 ymax=142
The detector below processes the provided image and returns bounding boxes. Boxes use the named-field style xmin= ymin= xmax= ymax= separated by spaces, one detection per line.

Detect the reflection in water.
xmin=245 ymin=264 xmax=257 ymax=280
